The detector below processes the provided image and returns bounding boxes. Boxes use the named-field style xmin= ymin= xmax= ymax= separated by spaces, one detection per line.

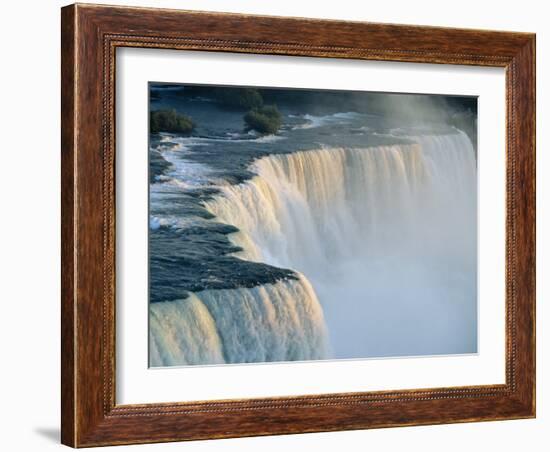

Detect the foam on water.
xmin=292 ymin=111 xmax=364 ymax=129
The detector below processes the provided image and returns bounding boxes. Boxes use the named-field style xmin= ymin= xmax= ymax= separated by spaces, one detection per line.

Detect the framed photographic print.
xmin=61 ymin=3 xmax=536 ymax=447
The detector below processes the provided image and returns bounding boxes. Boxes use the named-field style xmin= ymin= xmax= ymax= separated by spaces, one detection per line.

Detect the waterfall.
xmin=204 ymin=131 xmax=477 ymax=359
xmin=150 ymin=274 xmax=329 ymax=367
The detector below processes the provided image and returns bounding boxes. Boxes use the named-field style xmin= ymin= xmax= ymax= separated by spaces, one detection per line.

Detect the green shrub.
xmin=244 ymin=105 xmax=282 ymax=134
xmin=150 ymin=109 xmax=195 ymax=134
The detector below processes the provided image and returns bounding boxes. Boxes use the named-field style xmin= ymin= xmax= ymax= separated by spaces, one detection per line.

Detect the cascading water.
xmin=149 ymin=274 xmax=328 ymax=367
xmin=148 ymin=85 xmax=479 ymax=367
xmin=204 ymin=131 xmax=477 ymax=359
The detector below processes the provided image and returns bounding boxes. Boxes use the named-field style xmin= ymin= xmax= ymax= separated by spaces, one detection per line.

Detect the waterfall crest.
xmin=206 ymin=132 xmax=476 ymax=274
xmin=204 ymin=131 xmax=477 ymax=358
xmin=150 ymin=274 xmax=329 ymax=366
xmin=150 ymin=132 xmax=477 ymax=365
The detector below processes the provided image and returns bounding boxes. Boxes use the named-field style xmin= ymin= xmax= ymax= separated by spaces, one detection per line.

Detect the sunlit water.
xmin=148 ymin=96 xmax=477 ymax=367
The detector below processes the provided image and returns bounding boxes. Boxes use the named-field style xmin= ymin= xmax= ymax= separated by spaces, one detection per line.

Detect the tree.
xmin=243 ymin=105 xmax=282 ymax=134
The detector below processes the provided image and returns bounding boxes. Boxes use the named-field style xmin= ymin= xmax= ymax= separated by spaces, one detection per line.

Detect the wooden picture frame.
xmin=61 ymin=3 xmax=535 ymax=447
